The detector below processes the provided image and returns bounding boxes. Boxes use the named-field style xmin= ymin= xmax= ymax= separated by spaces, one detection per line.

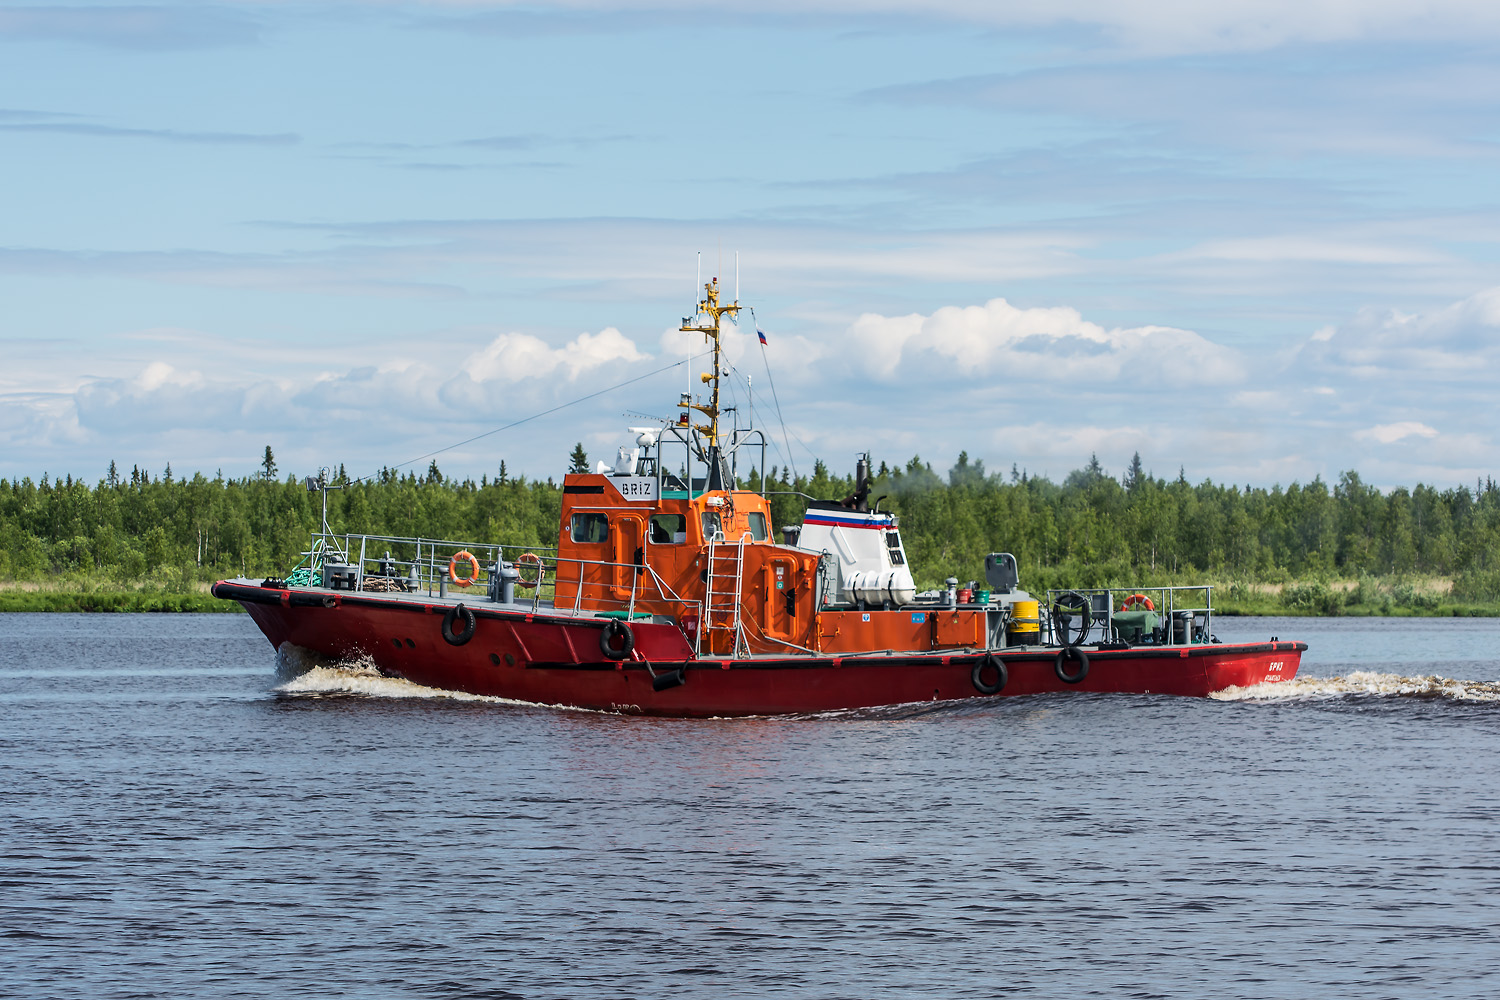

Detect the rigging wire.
xmin=723 ymin=362 xmax=808 ymax=468
xmin=748 ymin=307 xmax=800 ymax=481
xmin=355 ymin=353 xmax=708 ymax=485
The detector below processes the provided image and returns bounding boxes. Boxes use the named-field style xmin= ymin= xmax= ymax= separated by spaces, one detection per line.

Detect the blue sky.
xmin=3 ymin=1 xmax=1499 ymax=490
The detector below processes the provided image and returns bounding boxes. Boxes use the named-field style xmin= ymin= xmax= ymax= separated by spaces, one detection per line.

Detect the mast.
xmin=679 ymin=276 xmax=740 ymax=452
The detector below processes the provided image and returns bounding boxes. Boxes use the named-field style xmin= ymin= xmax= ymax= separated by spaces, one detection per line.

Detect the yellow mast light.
xmin=678 ymin=276 xmax=739 ymax=450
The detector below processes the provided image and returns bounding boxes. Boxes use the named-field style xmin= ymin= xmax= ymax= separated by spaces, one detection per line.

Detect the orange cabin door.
xmin=763 ymin=557 xmax=796 ymax=638
xmin=612 ymin=515 xmax=644 ymax=600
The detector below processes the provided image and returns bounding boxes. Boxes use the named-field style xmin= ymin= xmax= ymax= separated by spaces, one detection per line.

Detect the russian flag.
xmin=757 ymin=327 xmax=768 ymax=345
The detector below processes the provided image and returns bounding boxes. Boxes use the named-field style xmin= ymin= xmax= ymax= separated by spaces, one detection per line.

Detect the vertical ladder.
xmin=700 ymin=532 xmax=748 ymax=658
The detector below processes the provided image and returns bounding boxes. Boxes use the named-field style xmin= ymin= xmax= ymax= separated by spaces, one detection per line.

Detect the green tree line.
xmin=4 ymin=449 xmax=1500 ymax=608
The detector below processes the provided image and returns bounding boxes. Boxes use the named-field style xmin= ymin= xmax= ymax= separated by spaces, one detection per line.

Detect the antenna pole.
xmin=679 ymin=273 xmax=740 ymax=450
xmin=735 ymin=251 xmax=739 ymax=303
xmin=691 ymin=251 xmax=700 ymax=401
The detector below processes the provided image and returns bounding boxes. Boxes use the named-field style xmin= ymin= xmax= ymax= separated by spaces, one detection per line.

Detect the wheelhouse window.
xmin=700 ymin=511 xmax=723 ymax=540
xmin=650 ymin=513 xmax=687 ymax=544
xmin=569 ymin=512 xmax=610 ymax=544
xmin=885 ymin=530 xmax=906 ymax=565
xmin=747 ymin=512 xmax=769 ymax=542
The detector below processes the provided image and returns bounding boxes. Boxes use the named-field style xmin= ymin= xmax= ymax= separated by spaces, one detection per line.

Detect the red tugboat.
xmin=215 ymin=278 xmax=1304 ymax=715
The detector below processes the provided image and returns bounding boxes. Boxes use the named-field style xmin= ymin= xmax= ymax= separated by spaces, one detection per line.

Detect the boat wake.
xmin=275 ymin=663 xmax=527 ymax=703
xmin=272 ymin=642 xmax=523 ymax=704
xmin=1214 ymin=670 xmax=1500 ymax=703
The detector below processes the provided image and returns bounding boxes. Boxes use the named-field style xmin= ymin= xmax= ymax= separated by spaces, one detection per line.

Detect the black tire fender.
xmin=441 ymin=604 xmax=477 ymax=646
xmin=971 ymin=653 xmax=1007 ymax=695
xmin=600 ymin=618 xmax=635 ymax=661
xmin=1055 ymin=645 xmax=1089 ymax=684
xmin=648 ymin=662 xmax=686 ymax=691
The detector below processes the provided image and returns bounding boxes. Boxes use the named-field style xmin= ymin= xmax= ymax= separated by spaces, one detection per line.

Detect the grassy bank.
xmin=0 ymin=578 xmax=243 ymax=613
xmin=1209 ymin=577 xmax=1500 ymax=617
xmin=1213 ymin=596 xmax=1500 ymax=617
xmin=0 ymin=590 xmax=243 ymax=612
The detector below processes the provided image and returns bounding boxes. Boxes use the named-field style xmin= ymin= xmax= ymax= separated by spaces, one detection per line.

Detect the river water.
xmin=4 ymin=613 xmax=1499 ymax=999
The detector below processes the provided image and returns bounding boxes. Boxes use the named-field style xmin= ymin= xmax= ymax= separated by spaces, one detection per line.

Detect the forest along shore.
xmin=4 ymin=452 xmax=1499 ymax=615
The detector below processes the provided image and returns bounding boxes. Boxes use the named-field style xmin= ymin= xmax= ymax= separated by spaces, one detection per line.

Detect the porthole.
xmin=489 ymin=653 xmax=501 ymax=666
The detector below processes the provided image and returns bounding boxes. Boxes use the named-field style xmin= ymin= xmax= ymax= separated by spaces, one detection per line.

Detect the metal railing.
xmin=1043 ymin=585 xmax=1214 ymax=647
xmin=295 ymin=532 xmax=1217 ymax=654
xmin=298 ymin=529 xmax=700 ymax=621
xmin=305 ymin=530 xmax=557 ymax=594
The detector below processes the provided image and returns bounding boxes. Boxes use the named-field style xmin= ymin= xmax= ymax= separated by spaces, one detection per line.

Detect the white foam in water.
xmin=266 ymin=642 xmax=631 ymax=711
xmin=274 ymin=642 xmax=336 ymax=681
xmin=1214 ymin=670 xmax=1500 ymax=703
xmin=275 ymin=664 xmax=525 ymax=702
xmin=272 ymin=642 xmax=528 ymax=704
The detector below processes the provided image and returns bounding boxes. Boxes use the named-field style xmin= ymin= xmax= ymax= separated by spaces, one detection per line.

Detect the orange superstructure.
xmin=552 ymin=473 xmax=825 ymax=656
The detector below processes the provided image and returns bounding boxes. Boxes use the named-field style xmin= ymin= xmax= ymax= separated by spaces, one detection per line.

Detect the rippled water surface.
xmin=5 ymin=613 xmax=1500 ymax=999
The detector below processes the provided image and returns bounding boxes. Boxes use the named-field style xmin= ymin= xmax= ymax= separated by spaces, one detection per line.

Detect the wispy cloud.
xmin=329 ymin=131 xmax=637 ymax=172
xmin=0 ymin=107 xmax=86 ymax=122
xmin=414 ymin=1 xmax=1500 ymax=53
xmin=870 ymin=51 xmax=1500 ymax=158
xmin=0 ymin=121 xmax=298 ymax=146
xmin=0 ymin=246 xmax=462 ymax=298
xmin=0 ymin=6 xmax=262 ymax=51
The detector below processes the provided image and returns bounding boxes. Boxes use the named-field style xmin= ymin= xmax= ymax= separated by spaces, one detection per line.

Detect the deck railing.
xmin=293 ymin=531 xmax=1215 ymax=650
xmin=296 ymin=529 xmax=700 ymax=620
xmin=1043 ymin=585 xmax=1214 ymax=646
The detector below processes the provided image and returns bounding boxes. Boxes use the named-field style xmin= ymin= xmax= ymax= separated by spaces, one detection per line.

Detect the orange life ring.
xmin=449 ymin=550 xmax=481 ymax=588
xmin=515 ymin=552 xmax=545 ymax=588
xmin=1120 ymin=592 xmax=1155 ymax=612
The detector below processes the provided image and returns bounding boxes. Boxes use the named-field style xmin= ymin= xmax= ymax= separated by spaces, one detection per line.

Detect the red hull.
xmin=218 ymin=581 xmax=1305 ymax=717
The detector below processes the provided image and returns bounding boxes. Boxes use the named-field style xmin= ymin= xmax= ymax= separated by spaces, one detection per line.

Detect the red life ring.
xmin=1120 ymin=593 xmax=1155 ymax=612
xmin=449 ymin=550 xmax=481 ymax=588
xmin=515 ymin=552 xmax=545 ymax=588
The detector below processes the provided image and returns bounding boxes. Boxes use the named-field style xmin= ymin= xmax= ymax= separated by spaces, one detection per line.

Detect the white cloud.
xmin=458 ymin=326 xmax=646 ymax=384
xmin=40 ymin=325 xmax=651 ymax=464
xmin=1300 ymin=286 xmax=1500 ymax=379
xmin=134 ymin=361 xmax=203 ymax=392
xmin=13 ymin=284 xmax=1500 ymax=492
xmin=1356 ymin=421 xmax=1439 ymax=445
xmin=842 ymin=297 xmax=1244 ymax=383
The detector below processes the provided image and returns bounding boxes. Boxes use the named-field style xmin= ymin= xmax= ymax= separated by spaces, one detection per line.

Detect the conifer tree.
xmin=569 ymin=443 xmax=589 ymax=474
